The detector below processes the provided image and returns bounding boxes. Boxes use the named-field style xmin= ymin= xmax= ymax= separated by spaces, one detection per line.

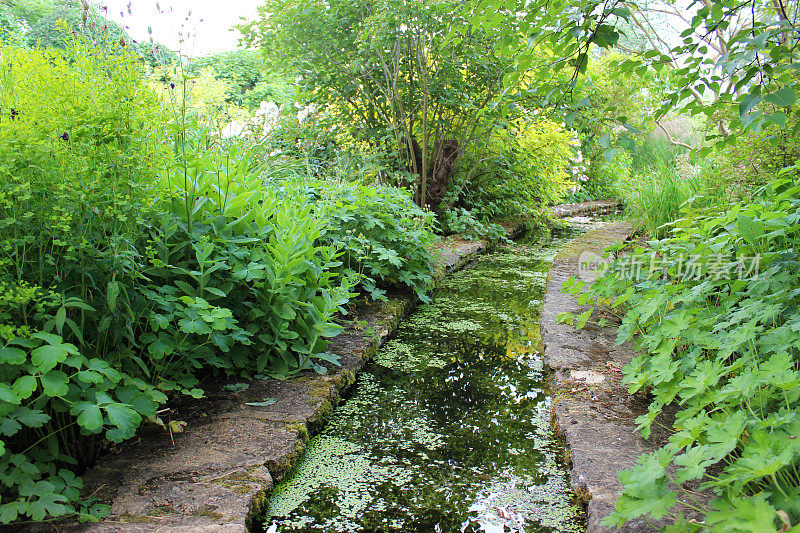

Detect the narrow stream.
xmin=263 ymin=229 xmax=586 ymax=533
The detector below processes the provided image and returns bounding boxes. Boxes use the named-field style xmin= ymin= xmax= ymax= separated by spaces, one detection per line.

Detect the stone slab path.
xmin=550 ymin=199 xmax=621 ymax=219
xmin=541 ymin=220 xmax=707 ymax=533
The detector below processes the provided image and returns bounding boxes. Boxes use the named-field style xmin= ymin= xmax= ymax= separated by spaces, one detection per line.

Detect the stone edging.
xmin=550 ymin=199 xmax=621 ymax=219
xmin=540 ymin=221 xmax=657 ymax=533
xmin=540 ymin=221 xmax=708 ymax=533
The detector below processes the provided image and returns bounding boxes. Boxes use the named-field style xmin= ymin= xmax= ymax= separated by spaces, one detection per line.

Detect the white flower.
xmin=220 ymin=120 xmax=245 ymax=138
xmin=297 ymin=102 xmax=319 ymax=124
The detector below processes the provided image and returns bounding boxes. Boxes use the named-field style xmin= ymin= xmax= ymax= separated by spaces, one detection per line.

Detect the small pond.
xmin=263 ymin=228 xmax=586 ymax=533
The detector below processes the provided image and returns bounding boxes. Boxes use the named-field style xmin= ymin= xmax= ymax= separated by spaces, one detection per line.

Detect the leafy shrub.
xmin=565 ymin=147 xmax=631 ymax=202
xmin=157 ymin=119 xmax=355 ymax=379
xmin=452 ymin=117 xmax=574 ymax=218
xmin=0 ymin=40 xmax=353 ymax=524
xmin=581 ymin=52 xmax=663 ymax=137
xmin=310 ymin=181 xmax=439 ymax=302
xmin=717 ymin=104 xmax=800 ymax=192
xmin=189 ymin=49 xmax=295 ymax=110
xmin=566 ymin=52 xmax=664 ymax=202
xmin=143 ymin=203 xmax=351 ymax=382
xmin=0 ymin=40 xmax=169 ymax=523
xmin=562 ymin=175 xmax=800 ymax=530
xmin=438 ymin=208 xmax=509 ymax=243
xmin=0 ymin=28 xmax=443 ymax=527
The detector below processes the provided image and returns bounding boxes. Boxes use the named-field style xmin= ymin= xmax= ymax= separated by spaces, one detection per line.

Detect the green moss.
xmin=306 ymin=383 xmax=333 ymax=399
xmin=141 ymin=504 xmax=176 ymax=516
xmin=191 ymin=505 xmax=225 ymax=520
xmin=265 ymin=437 xmax=308 ymax=482
xmin=284 ymin=422 xmax=309 ymax=441
xmin=212 ymin=469 xmax=267 ymax=497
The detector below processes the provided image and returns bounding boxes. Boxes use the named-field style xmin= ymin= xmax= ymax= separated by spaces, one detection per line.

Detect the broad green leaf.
xmin=738 ymin=93 xmax=761 ymax=117
xmin=0 ymin=417 xmax=21 ymax=436
xmin=31 ymin=344 xmax=68 ymax=372
xmin=763 ymin=87 xmax=796 ymax=107
xmin=27 ymin=491 xmax=71 ymax=521
xmin=0 ymin=384 xmax=20 ymax=405
xmin=73 ymin=403 xmax=103 ymax=431
xmin=0 ymin=346 xmax=27 ymax=364
xmin=707 ymin=494 xmax=778 ymax=532
xmin=31 ymin=331 xmax=62 ymax=345
xmin=40 ymin=371 xmax=69 ymax=397
xmin=54 ymin=307 xmax=67 ymax=334
xmin=13 ymin=407 xmax=49 ymax=428
xmin=147 ymin=339 xmax=174 ymax=359
xmin=0 ymin=501 xmax=25 ymax=523
xmin=103 ymin=403 xmax=141 ymax=440
xmin=737 ymin=215 xmax=764 ymax=244
xmin=12 ymin=375 xmax=37 ymax=400
xmin=107 ymin=281 xmax=120 ymax=312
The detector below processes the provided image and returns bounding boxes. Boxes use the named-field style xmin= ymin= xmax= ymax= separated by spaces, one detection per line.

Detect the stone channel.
xmin=30 ymin=203 xmax=636 ymax=533
xmin=261 ymin=227 xmax=593 ymax=532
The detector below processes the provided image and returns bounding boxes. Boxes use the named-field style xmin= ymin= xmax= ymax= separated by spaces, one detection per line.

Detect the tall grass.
xmin=619 ymin=138 xmax=727 ymax=238
xmin=628 ymin=137 xmax=680 ymax=174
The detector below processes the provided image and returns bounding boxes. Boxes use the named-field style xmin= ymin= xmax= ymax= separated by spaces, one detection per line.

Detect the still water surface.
xmin=264 ymin=231 xmax=585 ymax=533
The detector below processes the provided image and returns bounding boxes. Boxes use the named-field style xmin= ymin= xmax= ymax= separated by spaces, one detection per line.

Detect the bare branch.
xmin=656 ymin=121 xmax=693 ymax=149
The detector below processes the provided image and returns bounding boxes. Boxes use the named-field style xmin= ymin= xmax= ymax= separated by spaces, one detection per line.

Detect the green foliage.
xmin=564 ymin=175 xmax=800 ymax=530
xmin=628 ymin=137 xmax=680 ymax=175
xmin=567 ymin=145 xmax=630 ymax=203
xmin=156 ymin=117 xmax=356 ymax=380
xmin=0 ymin=331 xmax=163 ymax=523
xmin=0 ymin=38 xmax=369 ymax=524
xmin=438 ymin=208 xmax=509 ymax=243
xmin=311 ymin=181 xmax=439 ymax=302
xmin=142 ymin=206 xmax=352 ymax=381
xmin=0 ymin=39 xmax=169 ymax=523
xmin=452 ymin=117 xmax=575 ymax=218
xmin=0 ymin=35 xmax=445 ymax=524
xmin=0 ymin=0 xmax=49 ymax=43
xmin=23 ymin=0 xmax=174 ymax=65
xmin=467 ymin=0 xmax=636 ymax=114
xmin=583 ymin=52 xmax=662 ymax=134
xmin=244 ymin=0 xmax=514 ymax=207
xmin=611 ymin=0 xmax=800 ymax=147
xmin=567 ymin=52 xmax=664 ymax=184
xmin=190 ymin=50 xmax=294 ymax=110
xmin=719 ymin=101 xmax=800 ymax=190
xmin=617 ymin=140 xmax=726 ymax=239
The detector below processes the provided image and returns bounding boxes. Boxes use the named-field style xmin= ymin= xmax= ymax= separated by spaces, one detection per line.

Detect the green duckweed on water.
xmin=263 ymin=230 xmax=588 ymax=533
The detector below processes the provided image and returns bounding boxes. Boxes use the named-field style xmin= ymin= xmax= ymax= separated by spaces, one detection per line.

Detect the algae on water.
xmin=264 ymin=237 xmax=586 ymax=533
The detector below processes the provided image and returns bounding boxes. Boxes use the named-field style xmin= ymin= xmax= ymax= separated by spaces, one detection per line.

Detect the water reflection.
xmin=264 ymin=238 xmax=585 ymax=533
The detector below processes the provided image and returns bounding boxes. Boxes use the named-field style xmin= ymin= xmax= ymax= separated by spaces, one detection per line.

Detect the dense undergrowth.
xmin=0 ymin=39 xmax=441 ymax=524
xmin=562 ymin=174 xmax=800 ymax=530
